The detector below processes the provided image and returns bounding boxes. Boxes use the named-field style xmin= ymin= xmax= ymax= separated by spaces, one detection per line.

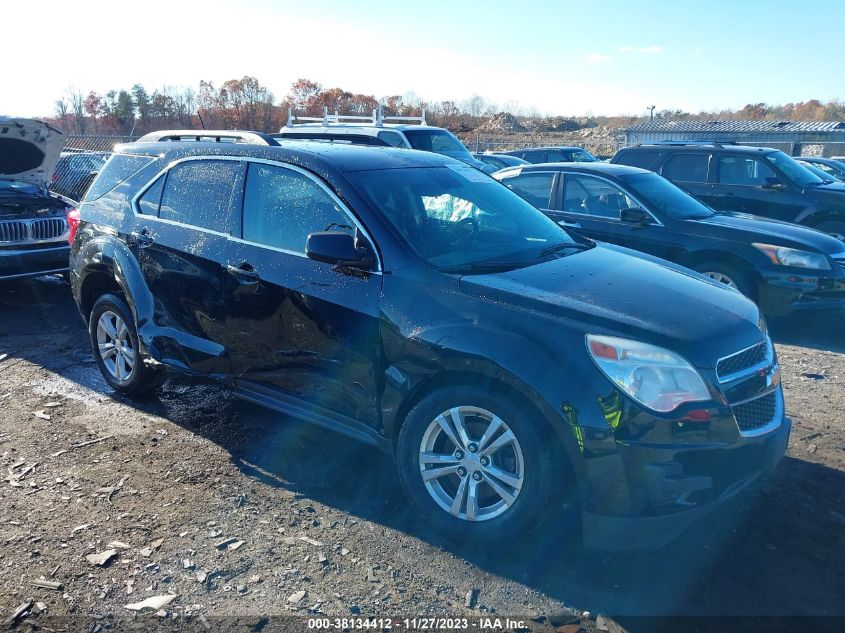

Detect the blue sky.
xmin=3 ymin=0 xmax=842 ymax=117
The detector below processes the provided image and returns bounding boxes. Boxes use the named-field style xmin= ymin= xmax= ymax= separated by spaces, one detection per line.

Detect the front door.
xmin=129 ymin=158 xmax=245 ymax=376
xmin=557 ymin=173 xmax=668 ymax=258
xmin=221 ymin=161 xmax=382 ymax=428
xmin=712 ymin=154 xmax=803 ymax=221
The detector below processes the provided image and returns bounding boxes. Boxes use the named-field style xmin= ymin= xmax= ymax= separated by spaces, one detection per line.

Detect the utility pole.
xmin=648 ymin=105 xmax=656 ymax=121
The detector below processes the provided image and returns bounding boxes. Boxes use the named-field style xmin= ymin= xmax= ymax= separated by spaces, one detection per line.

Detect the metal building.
xmin=624 ymin=120 xmax=845 ymax=157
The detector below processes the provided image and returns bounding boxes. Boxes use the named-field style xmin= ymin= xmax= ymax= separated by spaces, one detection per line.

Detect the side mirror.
xmin=762 ymin=177 xmax=786 ymax=191
xmin=306 ymin=231 xmax=374 ymax=270
xmin=620 ymin=208 xmax=652 ymax=225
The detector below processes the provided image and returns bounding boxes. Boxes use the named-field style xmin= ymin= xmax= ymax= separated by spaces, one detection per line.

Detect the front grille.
xmin=717 ymin=340 xmax=769 ymax=381
xmin=833 ymin=256 xmax=845 ymax=271
xmin=30 ymin=218 xmax=67 ymax=240
xmin=0 ymin=221 xmax=28 ymax=242
xmin=732 ymin=391 xmax=778 ymax=434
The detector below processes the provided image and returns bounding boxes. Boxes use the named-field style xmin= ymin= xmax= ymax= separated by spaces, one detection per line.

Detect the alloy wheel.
xmin=703 ymin=271 xmax=739 ymax=290
xmin=419 ymin=406 xmax=524 ymax=522
xmin=96 ymin=310 xmax=136 ymax=383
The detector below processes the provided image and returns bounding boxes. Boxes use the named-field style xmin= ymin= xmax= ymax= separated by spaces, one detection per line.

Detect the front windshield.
xmin=619 ymin=172 xmax=715 ymax=219
xmin=403 ymin=129 xmax=474 ymax=160
xmin=766 ymin=151 xmax=825 ymax=187
xmin=349 ymin=165 xmax=583 ymax=272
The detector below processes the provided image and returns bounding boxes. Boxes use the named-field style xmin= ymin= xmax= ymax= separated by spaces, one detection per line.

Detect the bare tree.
xmin=68 ymin=86 xmax=86 ymax=134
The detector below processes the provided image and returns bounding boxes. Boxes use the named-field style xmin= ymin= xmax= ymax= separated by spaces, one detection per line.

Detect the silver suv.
xmin=275 ymin=107 xmax=494 ymax=173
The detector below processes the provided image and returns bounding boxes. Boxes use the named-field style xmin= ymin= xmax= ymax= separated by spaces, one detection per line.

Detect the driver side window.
xmin=718 ymin=156 xmax=776 ymax=186
xmin=563 ymin=174 xmax=638 ymax=219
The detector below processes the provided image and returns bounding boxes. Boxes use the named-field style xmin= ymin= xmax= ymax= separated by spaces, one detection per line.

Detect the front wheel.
xmin=692 ymin=260 xmax=755 ymax=300
xmin=396 ymin=385 xmax=567 ymax=541
xmin=89 ymin=293 xmax=160 ymax=395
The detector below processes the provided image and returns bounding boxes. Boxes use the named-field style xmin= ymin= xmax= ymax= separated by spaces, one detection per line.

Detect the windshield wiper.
xmin=438 ymin=260 xmax=533 ymax=274
xmin=537 ymin=241 xmax=593 ymax=258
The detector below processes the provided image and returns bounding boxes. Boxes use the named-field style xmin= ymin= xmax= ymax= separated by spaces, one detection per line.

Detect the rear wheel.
xmin=396 ymin=385 xmax=568 ymax=541
xmin=813 ymin=220 xmax=845 ymax=242
xmin=89 ymin=293 xmax=159 ymax=395
xmin=692 ymin=260 xmax=755 ymax=300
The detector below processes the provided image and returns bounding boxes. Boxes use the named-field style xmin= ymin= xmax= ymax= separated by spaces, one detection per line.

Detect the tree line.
xmin=49 ymin=76 xmax=845 ymax=136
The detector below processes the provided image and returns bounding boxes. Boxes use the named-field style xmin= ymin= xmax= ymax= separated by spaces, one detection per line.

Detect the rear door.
xmin=221 ymin=161 xmax=382 ymax=429
xmin=557 ymin=173 xmax=667 ymax=257
xmin=129 ymin=157 xmax=245 ymax=376
xmin=659 ymin=152 xmax=716 ymax=205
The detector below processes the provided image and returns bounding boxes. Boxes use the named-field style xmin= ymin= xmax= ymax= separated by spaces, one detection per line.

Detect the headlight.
xmin=586 ymin=335 xmax=711 ymax=413
xmin=752 ymin=243 xmax=831 ymax=270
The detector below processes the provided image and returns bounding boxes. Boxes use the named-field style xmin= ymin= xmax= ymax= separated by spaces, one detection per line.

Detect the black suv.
xmin=611 ymin=142 xmax=845 ymax=240
xmin=494 ymin=162 xmax=845 ymax=315
xmin=70 ymin=136 xmax=789 ymax=550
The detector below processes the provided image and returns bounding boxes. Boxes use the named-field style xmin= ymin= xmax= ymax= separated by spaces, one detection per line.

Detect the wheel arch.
xmin=384 ymin=366 xmax=587 ymax=501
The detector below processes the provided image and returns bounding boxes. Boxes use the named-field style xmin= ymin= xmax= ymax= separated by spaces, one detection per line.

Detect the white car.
xmin=275 ymin=107 xmax=495 ymax=173
xmin=0 ymin=117 xmax=73 ymax=280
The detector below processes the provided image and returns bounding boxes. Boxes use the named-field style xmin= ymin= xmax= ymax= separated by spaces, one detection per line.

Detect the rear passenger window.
xmin=242 ymin=163 xmax=352 ymax=253
xmin=158 ymin=160 xmax=243 ymax=233
xmin=662 ymin=154 xmax=709 ymax=182
xmin=546 ymin=150 xmax=570 ymax=162
xmin=521 ymin=151 xmax=545 ymax=163
xmin=137 ymin=176 xmax=165 ymax=216
xmin=614 ymin=151 xmax=664 ymax=171
xmin=500 ymin=172 xmax=556 ymax=208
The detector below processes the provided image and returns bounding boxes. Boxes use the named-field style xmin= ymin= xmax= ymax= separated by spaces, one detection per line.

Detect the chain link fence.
xmin=50 ymin=136 xmax=136 ymax=202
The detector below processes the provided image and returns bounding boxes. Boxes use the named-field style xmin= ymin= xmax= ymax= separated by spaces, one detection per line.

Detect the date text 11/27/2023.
xmin=307 ymin=618 xmax=528 ymax=630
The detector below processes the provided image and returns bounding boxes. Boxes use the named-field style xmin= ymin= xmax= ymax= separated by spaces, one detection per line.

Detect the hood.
xmin=804 ymin=181 xmax=845 ymax=204
xmin=459 ymin=244 xmax=763 ymax=368
xmin=0 ymin=117 xmax=66 ymax=188
xmin=696 ymin=211 xmax=845 ymax=255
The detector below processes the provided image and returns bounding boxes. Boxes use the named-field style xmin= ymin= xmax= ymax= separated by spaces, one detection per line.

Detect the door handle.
xmin=559 ymin=220 xmax=581 ymax=229
xmin=130 ymin=227 xmax=154 ymax=246
xmin=226 ymin=262 xmax=260 ymax=282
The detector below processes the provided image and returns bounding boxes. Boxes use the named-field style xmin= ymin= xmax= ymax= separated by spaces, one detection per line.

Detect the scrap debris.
xmin=124 ymin=594 xmax=177 ymax=612
xmin=86 ymin=549 xmax=118 ymax=567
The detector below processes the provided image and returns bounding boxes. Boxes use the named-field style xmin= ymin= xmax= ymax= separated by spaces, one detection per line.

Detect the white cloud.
xmin=619 ymin=45 xmax=664 ymax=54
xmin=584 ymin=53 xmax=613 ymax=63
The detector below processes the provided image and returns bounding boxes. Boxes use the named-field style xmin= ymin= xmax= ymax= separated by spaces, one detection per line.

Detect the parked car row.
xmin=494 ymin=161 xmax=845 ymax=315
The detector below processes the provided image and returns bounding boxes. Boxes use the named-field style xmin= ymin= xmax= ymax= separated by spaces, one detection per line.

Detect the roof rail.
xmin=135 ymin=130 xmax=278 ymax=145
xmin=285 ymin=105 xmax=427 ymax=128
xmin=648 ymin=140 xmax=739 ymax=148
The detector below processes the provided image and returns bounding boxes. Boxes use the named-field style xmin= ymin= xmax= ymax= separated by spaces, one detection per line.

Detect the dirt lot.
xmin=1 ymin=277 xmax=844 ymax=632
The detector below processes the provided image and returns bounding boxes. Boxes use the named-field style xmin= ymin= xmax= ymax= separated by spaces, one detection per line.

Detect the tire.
xmin=396 ymin=385 xmax=567 ymax=542
xmin=691 ymin=260 xmax=755 ymax=300
xmin=813 ymin=220 xmax=845 ymax=243
xmin=89 ymin=293 xmax=160 ymax=395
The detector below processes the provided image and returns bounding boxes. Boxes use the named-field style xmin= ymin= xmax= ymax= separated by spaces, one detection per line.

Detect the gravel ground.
xmin=1 ymin=277 xmax=844 ymax=632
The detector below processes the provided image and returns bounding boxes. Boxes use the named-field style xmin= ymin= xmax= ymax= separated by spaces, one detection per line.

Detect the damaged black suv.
xmin=1 ymin=118 xmax=74 ymax=281
xmin=70 ymin=133 xmax=790 ymax=550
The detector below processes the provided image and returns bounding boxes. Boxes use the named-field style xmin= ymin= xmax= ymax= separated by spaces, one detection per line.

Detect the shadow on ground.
xmin=2 ymin=276 xmax=845 ymax=620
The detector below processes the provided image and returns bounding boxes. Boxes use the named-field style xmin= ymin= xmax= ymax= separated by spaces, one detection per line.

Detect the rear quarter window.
xmin=83 ymin=154 xmax=155 ymax=202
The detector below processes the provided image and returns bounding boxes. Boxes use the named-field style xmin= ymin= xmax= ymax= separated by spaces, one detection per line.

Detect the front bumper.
xmin=0 ymin=244 xmax=70 ymax=280
xmin=581 ymin=415 xmax=791 ymax=551
xmin=758 ymin=268 xmax=845 ymax=315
